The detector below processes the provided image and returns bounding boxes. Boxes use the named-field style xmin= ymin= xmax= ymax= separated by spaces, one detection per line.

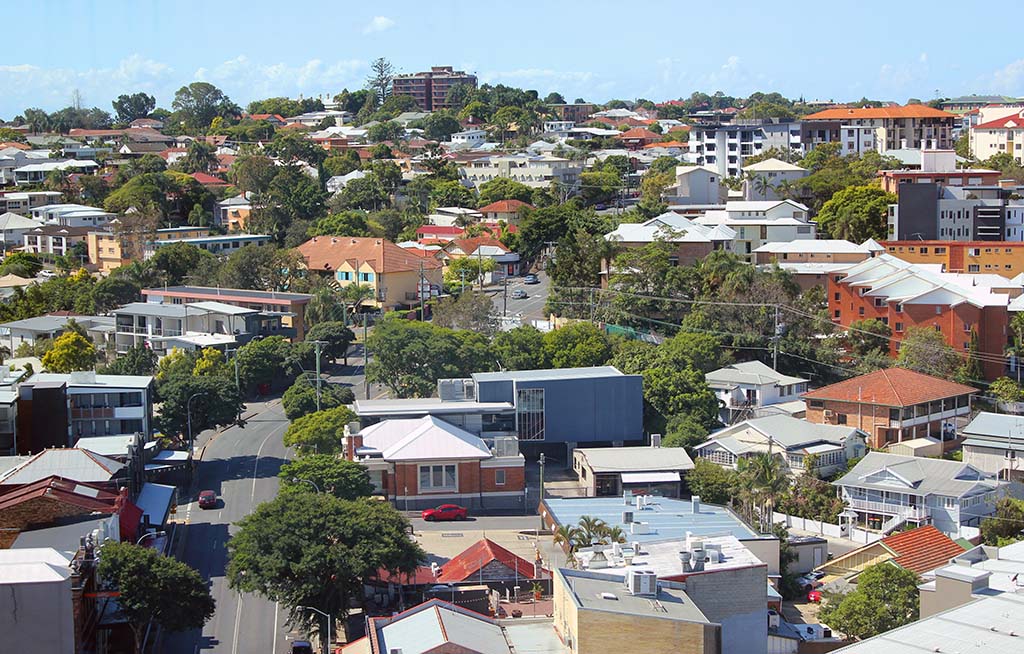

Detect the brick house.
xmin=802 ymin=368 xmax=977 ymax=450
xmin=0 ymin=476 xmax=124 ymax=547
xmin=345 ymin=416 xmax=525 ymax=511
xmin=827 ymin=253 xmax=1013 ymax=380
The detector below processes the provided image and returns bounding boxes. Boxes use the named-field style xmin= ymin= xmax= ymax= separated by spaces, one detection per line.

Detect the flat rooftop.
xmin=142 ymin=285 xmax=311 ymax=303
xmin=543 ymin=496 xmax=761 ymax=542
xmin=559 ymin=569 xmax=709 ymax=623
xmin=472 ymin=366 xmax=625 ymax=383
xmin=354 ymin=398 xmax=513 ymax=417
xmin=576 ymin=534 xmax=765 ymax=580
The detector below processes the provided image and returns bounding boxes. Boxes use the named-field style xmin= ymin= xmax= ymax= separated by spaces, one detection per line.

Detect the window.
xmin=834 ymin=292 xmax=840 ymax=301
xmin=895 ymin=322 xmax=904 ymax=332
xmin=837 ymin=414 xmax=847 ymax=424
xmin=516 ymin=388 xmax=545 ymax=441
xmin=859 ymin=307 xmax=865 ymax=316
xmin=920 ymin=247 xmax=928 ymax=254
xmin=336 ymin=271 xmax=352 ymax=281
xmin=359 ymin=272 xmax=374 ymax=282
xmin=495 ymin=469 xmax=506 ymax=486
xmin=834 ymin=309 xmax=841 ymax=319
xmin=874 ymin=298 xmax=884 ymax=307
xmin=419 ymin=464 xmax=457 ymax=491
xmin=895 ymin=304 xmax=903 ymax=313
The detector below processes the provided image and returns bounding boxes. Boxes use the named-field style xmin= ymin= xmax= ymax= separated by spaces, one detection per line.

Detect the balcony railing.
xmin=846 ymin=497 xmax=930 ymax=520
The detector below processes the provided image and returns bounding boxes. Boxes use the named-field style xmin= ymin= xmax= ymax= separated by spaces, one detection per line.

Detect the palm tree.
xmin=751 ymin=174 xmax=774 ymax=199
xmin=575 ymin=515 xmax=608 ymax=546
xmin=737 ymin=451 xmax=790 ymax=531
xmin=774 ymin=179 xmax=795 ymax=200
xmin=603 ymin=525 xmax=627 ymax=544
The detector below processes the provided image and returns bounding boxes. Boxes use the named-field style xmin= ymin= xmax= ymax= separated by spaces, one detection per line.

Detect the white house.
xmin=740 ymin=159 xmax=808 ymax=201
xmin=30 ymin=204 xmax=115 ymax=229
xmin=694 ymin=415 xmax=866 ymax=478
xmin=0 ymin=212 xmax=44 ymax=250
xmin=970 ymin=109 xmax=1024 ymax=164
xmin=668 ymin=165 xmax=721 ymax=206
xmin=449 ymin=129 xmax=487 ymax=148
xmin=961 ymin=412 xmax=1024 ymax=481
xmin=694 ymin=200 xmax=815 ymax=261
xmin=705 ymin=360 xmax=809 ymax=423
xmin=833 ymin=452 xmax=1010 ymax=535
xmin=460 ymin=154 xmax=581 ymax=191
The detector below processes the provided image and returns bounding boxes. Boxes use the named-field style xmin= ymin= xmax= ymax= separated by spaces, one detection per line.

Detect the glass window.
xmin=420 ymin=464 xmax=457 ymax=491
xmin=495 ymin=469 xmax=506 ymax=486
xmin=516 ymin=388 xmax=545 ymax=441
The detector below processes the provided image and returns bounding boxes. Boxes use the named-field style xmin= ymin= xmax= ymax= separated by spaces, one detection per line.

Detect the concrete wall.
xmin=685 ymin=565 xmax=768 ymax=654
xmin=0 ymin=576 xmax=75 ymax=654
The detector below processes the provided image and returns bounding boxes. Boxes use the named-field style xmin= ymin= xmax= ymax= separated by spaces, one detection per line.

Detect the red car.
xmin=198 ymin=490 xmax=218 ymax=509
xmin=421 ymin=504 xmax=468 ymax=521
xmin=807 ymin=590 xmax=823 ymax=603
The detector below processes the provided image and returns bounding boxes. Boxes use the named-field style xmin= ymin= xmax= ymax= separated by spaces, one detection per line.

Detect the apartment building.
xmin=30 ymin=203 xmax=115 ymax=229
xmin=693 ymin=200 xmax=815 ymax=261
xmin=460 ymin=154 xmax=581 ymax=191
xmin=888 ymin=181 xmax=1024 ymax=242
xmin=753 ymin=239 xmax=880 ymax=289
xmin=803 ymin=105 xmax=956 ymax=151
xmin=112 ymin=300 xmax=283 ymax=354
xmin=297 ymin=236 xmax=443 ymax=312
xmin=140 ymin=285 xmax=312 ymax=340
xmin=803 ymin=368 xmax=977 ymax=449
xmin=548 ymin=103 xmax=598 ymax=122
xmin=705 ymin=361 xmax=810 ymax=423
xmin=0 ymin=191 xmax=62 ymax=214
xmin=970 ymin=108 xmax=1024 ymax=163
xmin=22 ymin=225 xmax=93 ymax=257
xmin=690 ymin=121 xmax=802 ymax=177
xmin=144 ymin=233 xmax=271 ymax=257
xmin=669 ymin=165 xmax=721 ymax=205
xmin=838 ymin=124 xmax=879 ymax=156
xmin=391 ymin=66 xmax=477 ymax=111
xmin=825 ymin=254 xmax=1013 ymax=380
xmin=213 ymin=195 xmax=253 ymax=230
xmin=882 ymin=240 xmax=1024 ymax=275
xmin=879 ymin=149 xmax=1001 ymax=195
xmin=13 ymin=160 xmax=98 ymax=186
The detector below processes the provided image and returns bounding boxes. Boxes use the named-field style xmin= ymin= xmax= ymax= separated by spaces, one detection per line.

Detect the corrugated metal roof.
xmin=472 ymin=366 xmax=624 ymax=383
xmin=0 ymin=449 xmax=125 ymax=485
xmin=833 ymin=452 xmax=1003 ymax=499
xmin=576 ymin=446 xmax=693 ymax=473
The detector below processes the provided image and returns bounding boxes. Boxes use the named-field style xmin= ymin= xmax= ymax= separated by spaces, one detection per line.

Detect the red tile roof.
xmin=0 ymin=141 xmax=30 ymax=150
xmin=297 ymin=236 xmax=442 ymax=274
xmin=436 ymin=538 xmax=543 ymax=583
xmin=445 ymin=236 xmax=509 ymax=256
xmin=974 ymin=112 xmax=1024 ymax=131
xmin=616 ymin=127 xmax=661 ymax=140
xmin=0 ymin=475 xmax=119 ymax=513
xmin=478 ymin=199 xmax=534 ymax=214
xmin=68 ymin=128 xmax=126 ymax=137
xmin=190 ymin=172 xmax=228 ymax=186
xmin=804 ymin=105 xmax=955 ymax=120
xmin=643 ymin=140 xmax=688 ymax=149
xmin=802 ymin=368 xmax=977 ymax=407
xmin=881 ymin=525 xmax=965 ymax=574
xmin=416 ymin=225 xmax=464 ymax=237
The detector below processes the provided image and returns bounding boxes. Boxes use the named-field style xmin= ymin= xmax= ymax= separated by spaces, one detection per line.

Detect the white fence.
xmin=772 ymin=512 xmax=884 ymax=545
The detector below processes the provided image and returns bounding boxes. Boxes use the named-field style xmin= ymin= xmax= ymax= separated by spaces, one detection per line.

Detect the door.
xmin=813 ymin=547 xmax=824 ymax=568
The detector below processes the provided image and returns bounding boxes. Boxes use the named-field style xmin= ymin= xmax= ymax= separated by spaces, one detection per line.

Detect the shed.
xmin=887 ymin=436 xmax=944 ymax=458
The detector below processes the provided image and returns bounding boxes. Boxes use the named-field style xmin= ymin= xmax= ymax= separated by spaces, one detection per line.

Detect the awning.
xmin=135 ymin=483 xmax=176 ymax=528
xmin=620 ymin=471 xmax=681 ymax=484
xmin=803 ymin=443 xmax=843 ymax=455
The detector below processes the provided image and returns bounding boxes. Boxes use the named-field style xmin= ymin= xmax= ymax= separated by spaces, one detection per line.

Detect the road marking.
xmin=231 ymin=592 xmax=243 ymax=654
xmin=251 ymin=422 xmax=288 ymax=505
xmin=273 ymin=602 xmax=279 ymax=654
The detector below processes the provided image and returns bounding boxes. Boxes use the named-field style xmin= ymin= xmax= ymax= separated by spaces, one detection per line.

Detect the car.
xmin=807 ymin=590 xmax=823 ymax=603
xmin=523 ymin=274 xmax=539 ymax=285
xmin=796 ymin=571 xmax=825 ymax=592
xmin=198 ymin=490 xmax=218 ymax=509
xmin=421 ymin=504 xmax=468 ymax=521
xmin=291 ymin=641 xmax=314 ymax=654
xmin=39 ymin=270 xmax=56 ymax=278
xmin=511 ymin=289 xmax=527 ymax=299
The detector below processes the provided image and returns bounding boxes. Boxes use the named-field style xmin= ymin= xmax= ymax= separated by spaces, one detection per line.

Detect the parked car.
xmin=512 ymin=289 xmax=527 ymax=299
xmin=807 ymin=590 xmax=823 ymax=603
xmin=291 ymin=641 xmax=314 ymax=654
xmin=198 ymin=490 xmax=218 ymax=509
xmin=523 ymin=274 xmax=539 ymax=284
xmin=421 ymin=504 xmax=468 ymax=521
xmin=39 ymin=269 xmax=56 ymax=278
xmin=796 ymin=571 xmax=825 ymax=592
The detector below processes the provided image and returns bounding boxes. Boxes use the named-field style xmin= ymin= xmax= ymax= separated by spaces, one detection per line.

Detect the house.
xmin=960 ymin=412 xmax=1024 ymax=481
xmin=803 ymin=105 xmax=956 ymax=151
xmin=705 ymin=360 xmax=809 ymax=423
xmin=752 ymin=239 xmax=880 ymax=289
xmin=13 ymin=160 xmax=98 ymax=185
xmin=325 ymin=170 xmax=367 ymax=194
xmin=0 ymin=211 xmax=43 ymax=249
xmin=803 ymin=368 xmax=976 ymax=449
xmin=15 ymin=372 xmax=155 ymax=454
xmin=549 ymin=103 xmax=598 ymax=123
xmin=0 ymin=314 xmax=114 ymax=355
xmin=344 ymin=416 xmax=525 ymax=510
xmin=354 ymin=367 xmax=644 ymax=461
xmin=741 ymin=158 xmax=808 ymax=201
xmin=140 ymin=285 xmax=311 ymax=340
xmin=391 ymin=66 xmax=477 ymax=111
xmin=832 ymin=453 xmax=1009 ymax=534
xmin=694 ymin=415 xmax=866 ymax=478
xmin=571 ymin=442 xmax=694 ymax=497
xmin=918 ymin=541 xmax=1024 ymax=618
xmin=825 ymin=254 xmax=1013 ymax=380
xmin=615 ymin=127 xmax=661 ymax=150
xmin=415 ymin=224 xmax=465 ymax=242
xmin=603 ymin=212 xmax=735 ymax=275
xmin=478 ymin=199 xmax=534 ymax=224
xmin=667 ymin=165 xmax=721 ymax=205
xmin=432 ymin=538 xmax=544 ymax=584
xmin=145 ymin=233 xmax=272 ymax=257
xmin=297 ymin=236 xmax=443 ymax=312
xmin=449 ymin=128 xmax=488 ymax=147
xmin=818 ymin=525 xmax=966 ymax=583
xmin=0 ymin=448 xmax=126 ymax=486
xmin=0 ymin=548 xmax=76 ymax=654
xmin=970 ymin=108 xmax=1024 ymax=164
xmin=439 ymin=236 xmax=520 ymax=281
xmin=22 ymin=225 xmax=94 ymax=257
xmin=112 ymin=300 xmax=283 ymax=354
xmin=31 ymin=203 xmax=115 ymax=229
xmin=0 ymin=191 xmax=63 ymax=214
xmin=882 ymin=239 xmax=1024 ymax=275
xmin=460 ymin=154 xmax=581 ymax=191
xmin=693 ymin=199 xmax=816 ymax=261
xmin=214 ymin=195 xmax=253 ymax=230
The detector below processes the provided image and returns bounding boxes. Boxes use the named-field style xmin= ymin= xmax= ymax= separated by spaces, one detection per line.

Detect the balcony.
xmin=71 ymin=406 xmax=115 ymax=419
xmin=846 ymin=497 xmax=930 ymax=521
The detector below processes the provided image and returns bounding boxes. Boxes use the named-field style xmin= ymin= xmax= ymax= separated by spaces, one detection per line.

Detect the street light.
xmin=136 ymin=530 xmax=167 ymax=546
xmin=186 ymin=392 xmax=206 ymax=455
xmin=292 ymin=478 xmax=321 ymax=493
xmin=296 ymin=605 xmax=333 ymax=654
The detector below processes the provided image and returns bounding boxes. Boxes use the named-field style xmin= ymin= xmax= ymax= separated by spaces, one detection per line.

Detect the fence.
xmin=771 ymin=512 xmax=884 ymax=545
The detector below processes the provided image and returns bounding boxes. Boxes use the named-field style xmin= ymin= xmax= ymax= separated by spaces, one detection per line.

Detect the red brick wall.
xmin=393 ymin=463 xmax=419 ymax=497
xmin=457 ymin=462 xmax=481 ymax=494
xmin=481 ymin=466 xmax=525 ymax=492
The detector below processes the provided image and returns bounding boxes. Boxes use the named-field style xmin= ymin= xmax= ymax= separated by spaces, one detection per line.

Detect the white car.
xmin=39 ymin=270 xmax=56 ymax=278
xmin=796 ymin=571 xmax=825 ymax=591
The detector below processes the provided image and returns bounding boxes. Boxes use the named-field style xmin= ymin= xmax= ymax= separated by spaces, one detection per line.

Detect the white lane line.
xmin=273 ymin=602 xmax=280 ymax=654
xmin=251 ymin=421 xmax=288 ymax=505
xmin=231 ymin=592 xmax=244 ymax=654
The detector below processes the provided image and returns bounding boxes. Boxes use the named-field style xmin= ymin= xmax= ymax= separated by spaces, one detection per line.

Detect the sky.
xmin=4 ymin=0 xmax=1024 ymax=119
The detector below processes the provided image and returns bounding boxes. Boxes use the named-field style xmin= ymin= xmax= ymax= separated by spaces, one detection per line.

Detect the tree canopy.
xmin=278 ymin=455 xmax=374 ymax=500
xmin=282 ymin=406 xmax=356 ymax=455
xmin=819 ymin=563 xmax=919 ymax=640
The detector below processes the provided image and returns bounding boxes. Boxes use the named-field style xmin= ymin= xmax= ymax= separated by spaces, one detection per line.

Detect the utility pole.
xmin=772 ymin=304 xmax=780 ymax=371
xmin=589 ymin=288 xmax=595 ymax=324
xmin=503 ymin=275 xmax=508 ymax=317
xmin=538 ymin=453 xmax=546 ymax=532
xmin=312 ymin=340 xmax=325 ymax=412
xmin=363 ymin=312 xmax=370 ymax=400
xmin=418 ymin=260 xmax=425 ymax=320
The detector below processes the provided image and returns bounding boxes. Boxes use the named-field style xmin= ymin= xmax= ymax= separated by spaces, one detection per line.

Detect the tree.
xmin=365 ymin=318 xmax=484 ymax=397
xmin=815 ymin=185 xmax=896 ymax=241
xmin=228 ymin=494 xmax=423 ymax=641
xmin=777 ymin=474 xmax=846 ymax=523
xmin=845 ymin=318 xmax=891 ymax=356
xmin=542 ymin=322 xmax=612 ymax=369
xmin=0 ymin=252 xmax=42 ymax=277
xmin=306 ymin=322 xmax=356 ymax=363
xmin=419 ymin=111 xmax=461 ymax=141
xmin=431 ymin=291 xmax=496 ymax=334
xmin=281 ymin=378 xmax=355 ymax=421
xmin=156 ymin=373 xmax=243 ymax=439
xmin=236 ymin=336 xmax=293 ymax=388
xmin=98 ymin=344 xmax=157 ymax=376
xmin=172 ymin=82 xmax=239 ymax=131
xmin=896 ymin=327 xmax=962 ymax=379
xmin=41 ymin=331 xmax=96 ymax=373
xmin=278 ymin=455 xmax=374 ymax=500
xmin=365 ymin=58 xmax=396 ymax=105
xmin=990 ymin=377 xmax=1024 ymax=404
xmin=339 ymin=176 xmax=388 ymax=211
xmin=661 ymin=414 xmax=709 ymax=450
xmin=323 ymin=151 xmax=362 ymax=178
xmin=444 ymin=256 xmax=495 ymax=291
xmin=112 ymin=92 xmax=157 ymax=124
xmin=429 ymin=180 xmax=476 ymax=208
xmin=492 ymin=325 xmax=549 ymax=371
xmin=980 ymin=497 xmax=1024 ymax=546
xmin=175 ymin=140 xmax=217 ymax=174
xmin=477 ymin=178 xmax=534 ymax=206
xmin=98 ymin=542 xmax=215 ymax=652
xmin=149 ymin=242 xmax=215 ymax=286
xmin=686 ymin=459 xmax=737 ymax=505
xmin=819 ymin=563 xmax=919 ymax=640
xmin=283 ymin=406 xmax=356 ymax=455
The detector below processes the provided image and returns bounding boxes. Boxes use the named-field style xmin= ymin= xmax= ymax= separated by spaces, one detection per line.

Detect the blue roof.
xmin=543 ymin=496 xmax=762 ymax=542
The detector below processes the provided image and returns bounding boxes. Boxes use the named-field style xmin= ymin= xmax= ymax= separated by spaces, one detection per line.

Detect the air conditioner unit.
xmin=622 ymin=510 xmax=634 ymax=524
xmin=628 ymin=570 xmax=657 ymax=596
xmin=823 ymin=410 xmax=835 ymax=418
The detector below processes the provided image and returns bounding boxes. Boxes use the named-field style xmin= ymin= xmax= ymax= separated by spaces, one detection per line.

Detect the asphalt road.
xmin=490 ymin=273 xmax=550 ymax=324
xmin=323 ymin=343 xmax=389 ymax=400
xmin=163 ymin=400 xmax=297 ymax=654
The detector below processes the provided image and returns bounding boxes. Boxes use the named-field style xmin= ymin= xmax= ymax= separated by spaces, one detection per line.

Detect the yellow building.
xmin=88 ymin=226 xmax=212 ymax=274
xmin=883 ymin=240 xmax=1024 ymax=277
xmin=296 ymin=236 xmax=443 ymax=311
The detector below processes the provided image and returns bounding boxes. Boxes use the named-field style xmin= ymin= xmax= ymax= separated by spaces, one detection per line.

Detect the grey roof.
xmin=699 ymin=415 xmax=860 ymax=455
xmin=72 ymin=435 xmax=136 ymax=457
xmin=113 ymin=302 xmax=199 ymax=318
xmin=832 ymin=451 xmax=1004 ymax=499
xmin=0 ymin=315 xmax=76 ymax=333
xmin=26 ymin=372 xmax=153 ymax=389
xmin=11 ymin=516 xmax=112 ymax=558
xmin=186 ymin=301 xmax=259 ymax=316
xmin=830 ymin=593 xmax=1024 ymax=654
xmin=0 ymin=448 xmax=125 ymax=485
xmin=145 ymin=285 xmax=312 ymax=302
xmin=375 ymin=599 xmax=509 ymax=654
xmin=354 ymin=398 xmax=513 ymax=417
xmin=705 ymin=360 xmax=807 ymax=388
xmin=558 ymin=569 xmax=709 ymax=623
xmin=472 ymin=366 xmax=625 ymax=383
xmin=576 ymin=446 xmax=694 ymax=473
xmin=0 ymin=212 xmax=42 ymax=230
xmin=962 ymin=412 xmax=1024 ymax=452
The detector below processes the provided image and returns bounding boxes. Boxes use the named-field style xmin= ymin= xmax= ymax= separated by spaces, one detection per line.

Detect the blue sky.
xmin=4 ymin=0 xmax=1024 ymax=118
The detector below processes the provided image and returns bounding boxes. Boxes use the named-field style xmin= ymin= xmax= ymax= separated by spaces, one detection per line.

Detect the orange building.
xmin=883 ymin=240 xmax=1024 ymax=277
xmin=827 ymin=254 xmax=1012 ymax=381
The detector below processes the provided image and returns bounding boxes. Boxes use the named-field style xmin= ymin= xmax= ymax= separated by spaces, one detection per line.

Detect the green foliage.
xmin=246 ymin=96 xmax=323 ymax=118
xmin=367 ymin=121 xmax=403 ymax=143
xmin=444 ymin=257 xmax=495 ymax=290
xmin=156 ymin=370 xmax=243 ymax=438
xmin=112 ymin=92 xmax=156 ymax=124
xmin=278 ymin=455 xmax=374 ymax=499
xmin=429 ymin=180 xmax=476 ymax=208
xmin=431 ymin=291 xmax=496 ymax=334
xmin=492 ymin=326 xmax=549 ymax=370
xmin=477 ymin=178 xmax=534 ymax=206
xmin=661 ymin=414 xmax=709 ymax=450
xmin=172 ymin=81 xmax=240 ymax=131
xmin=418 ymin=111 xmax=462 ymax=141
xmin=896 ymin=327 xmax=963 ymax=379
xmin=281 ymin=377 xmax=354 ymax=421
xmin=306 ymin=321 xmax=356 ymax=362
xmin=41 ymin=331 xmax=96 ymax=373
xmin=819 ymin=563 xmax=919 ymax=640
xmin=323 ymin=151 xmax=362 ymax=178
xmin=542 ymin=322 xmax=612 ymax=369
xmin=990 ymin=377 xmax=1024 ymax=403
xmin=227 ymin=493 xmax=423 ymax=633
xmin=282 ymin=405 xmax=357 ymax=457
xmin=980 ymin=497 xmax=1024 ymax=546
xmin=777 ymin=474 xmax=845 ymax=522
xmin=309 ymin=211 xmax=374 ymax=237
xmin=149 ymin=242 xmax=216 ymax=286
xmin=815 ymin=185 xmax=896 ymax=241
xmin=174 ymin=140 xmax=217 ymax=174
xmin=98 ymin=542 xmax=215 ymax=648
xmin=580 ymin=168 xmax=622 ymax=205
xmin=266 ymin=130 xmax=327 ymax=167
xmin=846 ymin=318 xmax=891 ymax=357
xmin=236 ymin=335 xmax=293 ymax=387
xmin=0 ymin=252 xmax=42 ymax=277
xmin=686 ymin=459 xmax=737 ymax=505
xmin=982 ymin=152 xmax=1024 ymax=183
xmin=98 ymin=344 xmax=157 ymax=376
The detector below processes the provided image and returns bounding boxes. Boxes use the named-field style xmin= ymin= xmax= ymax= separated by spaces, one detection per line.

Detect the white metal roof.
xmin=359 ymin=416 xmax=492 ymax=462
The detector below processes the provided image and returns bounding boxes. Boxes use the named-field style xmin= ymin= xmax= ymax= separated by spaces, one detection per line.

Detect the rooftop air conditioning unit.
xmin=631 ymin=522 xmax=649 ymax=535
xmin=628 ymin=570 xmax=658 ymax=596
xmin=622 ymin=510 xmax=634 ymax=524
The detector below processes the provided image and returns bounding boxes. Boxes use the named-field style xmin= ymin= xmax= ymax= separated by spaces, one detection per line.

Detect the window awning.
xmin=620 ymin=471 xmax=681 ymax=484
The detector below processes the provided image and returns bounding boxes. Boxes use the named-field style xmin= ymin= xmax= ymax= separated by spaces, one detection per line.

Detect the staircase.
xmin=879 ymin=513 xmax=906 ymax=535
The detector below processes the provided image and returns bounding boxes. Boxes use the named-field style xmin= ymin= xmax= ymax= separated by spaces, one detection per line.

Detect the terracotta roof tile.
xmin=805 ymin=105 xmax=955 ymax=120
xmin=643 ymin=140 xmax=688 ymax=149
xmin=882 ymin=525 xmax=965 ymax=574
xmin=802 ymin=368 xmax=977 ymax=407
xmin=436 ymin=538 xmax=542 ymax=583
xmin=616 ymin=127 xmax=661 ymax=140
xmin=478 ymin=199 xmax=534 ymax=213
xmin=296 ymin=236 xmax=442 ymax=274
xmin=974 ymin=112 xmax=1024 ymax=131
xmin=445 ymin=236 xmax=509 ymax=256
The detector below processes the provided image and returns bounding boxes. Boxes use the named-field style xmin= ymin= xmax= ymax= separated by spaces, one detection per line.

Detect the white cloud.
xmin=363 ymin=16 xmax=395 ymax=34
xmin=194 ymin=56 xmax=365 ymax=99
xmin=986 ymin=59 xmax=1024 ymax=94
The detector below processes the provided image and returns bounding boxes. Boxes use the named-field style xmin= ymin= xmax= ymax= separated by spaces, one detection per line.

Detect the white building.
xmin=669 ymin=165 xmax=721 ymax=205
xmin=741 ymin=158 xmax=808 ymax=201
xmin=838 ymin=125 xmax=879 ymax=156
xmin=112 ymin=300 xmax=287 ymax=354
xmin=460 ymin=154 xmax=581 ymax=191
xmin=960 ymin=412 xmax=1024 ymax=481
xmin=0 ymin=212 xmax=44 ymax=250
xmin=30 ymin=204 xmax=115 ymax=229
xmin=705 ymin=360 xmax=809 ymax=423
xmin=970 ymin=109 xmax=1024 ymax=164
xmin=694 ymin=200 xmax=816 ymax=260
xmin=449 ymin=129 xmax=487 ymax=147
xmin=0 ymin=548 xmax=75 ymax=654
xmin=13 ymin=160 xmax=98 ymax=186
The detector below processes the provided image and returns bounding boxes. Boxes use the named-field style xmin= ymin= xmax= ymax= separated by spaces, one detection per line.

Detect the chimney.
xmin=651 ymin=433 xmax=662 ymax=448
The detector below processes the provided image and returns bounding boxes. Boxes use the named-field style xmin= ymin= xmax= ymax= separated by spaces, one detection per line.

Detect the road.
xmin=163 ymin=399 xmax=298 ymax=654
xmin=489 ymin=273 xmax=551 ymax=324
xmin=323 ymin=343 xmax=388 ymax=400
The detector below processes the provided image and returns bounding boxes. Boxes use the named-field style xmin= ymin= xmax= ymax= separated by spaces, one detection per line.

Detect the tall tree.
xmin=896 ymin=327 xmax=962 ymax=379
xmin=278 ymin=455 xmax=374 ymax=500
xmin=365 ymin=58 xmax=395 ymax=105
xmin=819 ymin=563 xmax=919 ymax=640
xmin=112 ymin=92 xmax=156 ymax=124
xmin=815 ymin=185 xmax=896 ymax=241
xmin=283 ymin=406 xmax=356 ymax=455
xmin=41 ymin=331 xmax=96 ymax=373
xmin=172 ymin=82 xmax=239 ymax=131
